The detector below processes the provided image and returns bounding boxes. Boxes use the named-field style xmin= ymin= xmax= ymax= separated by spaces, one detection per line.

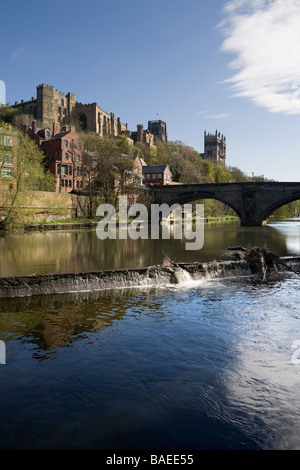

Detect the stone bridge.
xmin=147 ymin=182 xmax=300 ymax=226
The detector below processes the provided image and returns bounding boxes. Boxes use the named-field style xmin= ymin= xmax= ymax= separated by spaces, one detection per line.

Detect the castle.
xmin=200 ymin=130 xmax=226 ymax=166
xmin=12 ymin=84 xmax=168 ymax=146
xmin=11 ymin=85 xmax=227 ymax=165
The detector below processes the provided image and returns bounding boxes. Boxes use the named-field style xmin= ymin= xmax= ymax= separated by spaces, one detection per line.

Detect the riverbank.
xmin=0 ymin=215 xmax=240 ymax=232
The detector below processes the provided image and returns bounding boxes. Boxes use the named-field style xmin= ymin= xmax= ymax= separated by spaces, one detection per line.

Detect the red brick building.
xmin=142 ymin=165 xmax=172 ymax=186
xmin=25 ymin=121 xmax=84 ymax=192
xmin=24 ymin=121 xmax=52 ymax=149
xmin=44 ymin=124 xmax=84 ymax=192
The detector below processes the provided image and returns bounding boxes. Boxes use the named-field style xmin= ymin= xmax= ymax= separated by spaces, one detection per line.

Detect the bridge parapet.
xmin=147 ymin=182 xmax=300 ymax=226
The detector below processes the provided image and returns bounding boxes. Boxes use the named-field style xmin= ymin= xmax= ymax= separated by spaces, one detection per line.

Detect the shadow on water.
xmin=0 ymin=288 xmax=158 ymax=359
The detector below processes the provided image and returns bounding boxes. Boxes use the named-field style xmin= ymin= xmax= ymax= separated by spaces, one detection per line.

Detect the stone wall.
xmin=0 ymin=189 xmax=90 ymax=223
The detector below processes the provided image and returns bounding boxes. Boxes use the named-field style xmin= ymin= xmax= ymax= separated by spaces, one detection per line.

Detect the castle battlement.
xmin=12 ymin=84 xmax=167 ymax=144
xmin=203 ymin=129 xmax=226 ymax=165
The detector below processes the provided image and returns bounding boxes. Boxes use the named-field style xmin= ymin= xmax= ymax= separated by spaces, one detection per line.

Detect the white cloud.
xmin=207 ymin=113 xmax=231 ymax=119
xmin=10 ymin=46 xmax=28 ymax=61
xmin=220 ymin=0 xmax=300 ymax=115
xmin=195 ymin=110 xmax=207 ymax=115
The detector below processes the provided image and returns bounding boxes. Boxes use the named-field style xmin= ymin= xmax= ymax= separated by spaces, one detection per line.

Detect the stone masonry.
xmin=12 ymin=84 xmax=168 ymax=146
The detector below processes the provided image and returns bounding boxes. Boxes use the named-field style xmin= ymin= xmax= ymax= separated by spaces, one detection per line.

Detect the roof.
xmin=47 ymin=131 xmax=71 ymax=141
xmin=142 ymin=165 xmax=168 ymax=174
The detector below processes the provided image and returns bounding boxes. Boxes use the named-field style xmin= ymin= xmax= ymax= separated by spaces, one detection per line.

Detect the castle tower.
xmin=148 ymin=120 xmax=167 ymax=144
xmin=203 ymin=130 xmax=226 ymax=165
xmin=36 ymin=84 xmax=76 ymax=129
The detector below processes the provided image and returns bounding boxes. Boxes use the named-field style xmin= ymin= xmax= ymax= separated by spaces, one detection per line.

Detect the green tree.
xmin=0 ymin=129 xmax=55 ymax=228
xmin=80 ymin=133 xmax=134 ymax=209
xmin=0 ymin=105 xmax=23 ymax=124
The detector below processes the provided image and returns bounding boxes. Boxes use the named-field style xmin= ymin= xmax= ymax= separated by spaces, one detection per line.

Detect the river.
xmin=0 ymin=219 xmax=300 ymax=450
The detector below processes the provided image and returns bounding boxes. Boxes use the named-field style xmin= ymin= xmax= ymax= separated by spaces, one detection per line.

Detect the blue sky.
xmin=1 ymin=0 xmax=300 ymax=181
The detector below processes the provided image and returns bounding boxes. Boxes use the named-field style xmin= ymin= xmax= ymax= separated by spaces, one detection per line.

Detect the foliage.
xmin=271 ymin=201 xmax=300 ymax=219
xmin=0 ymin=126 xmax=56 ymax=228
xmin=80 ymin=133 xmax=134 ymax=213
xmin=0 ymin=105 xmax=24 ymax=124
xmin=132 ymin=140 xmax=252 ymax=217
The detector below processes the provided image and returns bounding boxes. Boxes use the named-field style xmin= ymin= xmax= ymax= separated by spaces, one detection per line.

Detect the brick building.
xmin=142 ymin=165 xmax=172 ymax=186
xmin=0 ymin=124 xmax=17 ymax=179
xmin=24 ymin=120 xmax=52 ymax=149
xmin=43 ymin=124 xmax=84 ymax=192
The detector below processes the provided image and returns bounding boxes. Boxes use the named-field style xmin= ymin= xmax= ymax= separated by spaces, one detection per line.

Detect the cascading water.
xmin=173 ymin=267 xmax=193 ymax=285
xmin=0 ymin=257 xmax=299 ymax=298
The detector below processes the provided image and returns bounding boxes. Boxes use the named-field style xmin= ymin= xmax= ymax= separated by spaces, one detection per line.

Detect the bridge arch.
xmin=148 ymin=182 xmax=300 ymax=226
xmin=261 ymin=193 xmax=300 ymax=222
xmin=158 ymin=191 xmax=242 ymax=223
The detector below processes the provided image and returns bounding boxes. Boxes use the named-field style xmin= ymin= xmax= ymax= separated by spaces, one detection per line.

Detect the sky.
xmin=0 ymin=0 xmax=300 ymax=181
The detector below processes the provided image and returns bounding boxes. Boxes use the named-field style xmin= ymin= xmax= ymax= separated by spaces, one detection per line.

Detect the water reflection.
xmin=268 ymin=219 xmax=300 ymax=255
xmin=0 ymin=221 xmax=290 ymax=277
xmin=0 ymin=269 xmax=300 ymax=449
xmin=221 ymin=279 xmax=300 ymax=450
xmin=0 ymin=288 xmax=162 ymax=360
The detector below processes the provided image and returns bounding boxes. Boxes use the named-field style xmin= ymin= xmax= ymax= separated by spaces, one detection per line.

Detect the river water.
xmin=0 ymin=219 xmax=300 ymax=450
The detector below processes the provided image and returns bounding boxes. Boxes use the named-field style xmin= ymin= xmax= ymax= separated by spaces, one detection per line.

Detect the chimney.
xmin=70 ymin=125 xmax=75 ymax=133
xmin=53 ymin=122 xmax=60 ymax=136
xmin=32 ymin=121 xmax=37 ymax=133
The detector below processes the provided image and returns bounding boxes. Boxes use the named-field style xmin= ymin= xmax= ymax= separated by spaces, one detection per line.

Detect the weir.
xmin=0 ymin=257 xmax=299 ymax=299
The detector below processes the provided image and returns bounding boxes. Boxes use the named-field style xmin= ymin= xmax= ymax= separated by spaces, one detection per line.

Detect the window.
xmin=46 ymin=131 xmax=50 ymax=138
xmin=61 ymin=179 xmax=64 ymax=187
xmin=0 ymin=135 xmax=12 ymax=147
xmin=152 ymin=174 xmax=157 ymax=179
xmin=76 ymin=154 xmax=80 ymax=162
xmin=1 ymin=167 xmax=14 ymax=177
xmin=146 ymin=174 xmax=151 ymax=179
xmin=157 ymin=173 xmax=162 ymax=180
xmin=76 ymin=167 xmax=80 ymax=176
xmin=69 ymin=166 xmax=72 ymax=175
xmin=64 ymin=140 xmax=68 ymax=148
xmin=0 ymin=150 xmax=13 ymax=165
xmin=77 ymin=142 xmax=81 ymax=150
xmin=61 ymin=165 xmax=68 ymax=175
xmin=65 ymin=153 xmax=69 ymax=160
xmin=76 ymin=181 xmax=80 ymax=188
xmin=68 ymin=180 xmax=72 ymax=188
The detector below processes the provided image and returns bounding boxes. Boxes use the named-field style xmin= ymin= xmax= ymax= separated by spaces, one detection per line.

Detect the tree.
xmin=0 ymin=128 xmax=55 ymax=228
xmin=0 ymin=105 xmax=23 ymax=124
xmin=80 ymin=133 xmax=134 ymax=211
xmin=212 ymin=164 xmax=232 ymax=183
